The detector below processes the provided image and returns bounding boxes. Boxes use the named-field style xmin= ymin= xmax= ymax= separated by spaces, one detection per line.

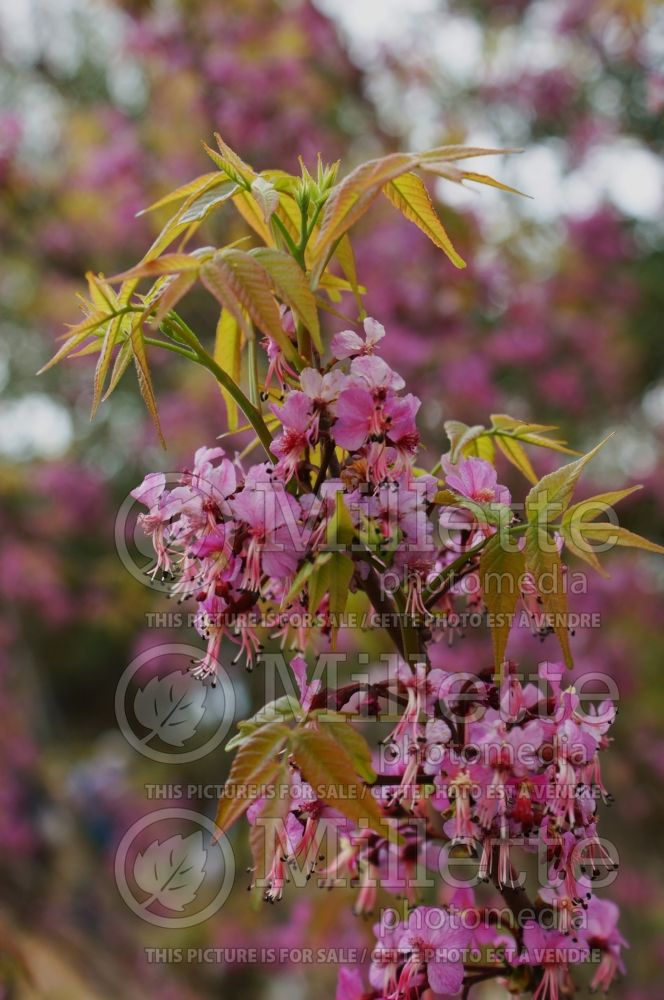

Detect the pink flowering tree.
xmin=46 ymin=135 xmax=664 ymax=999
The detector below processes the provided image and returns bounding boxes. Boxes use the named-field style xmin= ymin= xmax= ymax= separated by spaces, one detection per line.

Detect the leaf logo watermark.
xmin=134 ymin=672 xmax=207 ymax=748
xmin=115 ymin=808 xmax=235 ymax=927
xmin=134 ymin=832 xmax=207 ymax=911
xmin=116 ymin=643 xmax=235 ymax=763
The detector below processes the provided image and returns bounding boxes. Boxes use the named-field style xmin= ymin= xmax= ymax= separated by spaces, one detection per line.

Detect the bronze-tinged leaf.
xmin=91 ymin=312 xmax=126 ymax=418
xmin=560 ymin=525 xmax=607 ymax=577
xmin=334 ymin=234 xmax=363 ymax=313
xmin=151 ymin=271 xmax=198 ymax=327
xmin=251 ymin=247 xmax=321 ymax=351
xmin=111 ymin=253 xmax=206 ymax=282
xmin=311 ymin=152 xmax=417 ymax=282
xmin=291 ymin=728 xmax=387 ymax=835
xmin=316 ymin=716 xmax=377 ymax=784
xmin=214 ymin=309 xmax=243 ymax=431
xmin=524 ymin=524 xmax=573 ymax=668
xmin=90 ymin=280 xmax=137 ymax=417
xmin=201 ymin=250 xmax=300 ymax=365
xmin=480 ymin=536 xmax=525 ymax=676
xmin=214 ymin=722 xmax=290 ymax=836
xmin=248 ymin=763 xmax=292 ymax=887
xmin=421 ymin=162 xmax=528 ymax=198
xmin=418 ymin=144 xmax=522 ymax=162
xmin=383 ymin=172 xmax=466 ymax=268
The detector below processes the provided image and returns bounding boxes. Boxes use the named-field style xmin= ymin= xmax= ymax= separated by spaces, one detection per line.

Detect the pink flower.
xmin=270 ymin=391 xmax=314 ymax=480
xmin=396 ymin=906 xmax=471 ymax=996
xmin=443 ymin=456 xmax=511 ymax=505
xmin=332 ymin=316 xmax=386 ymax=359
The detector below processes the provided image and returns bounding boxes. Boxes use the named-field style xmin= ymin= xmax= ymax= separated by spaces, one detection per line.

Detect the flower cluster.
xmin=132 ymin=313 xmax=633 ymax=999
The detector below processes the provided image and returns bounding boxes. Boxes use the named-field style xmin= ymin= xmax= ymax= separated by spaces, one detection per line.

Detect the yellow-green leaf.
xmin=214 ymin=309 xmax=242 ymax=431
xmin=495 ymin=435 xmax=537 ymax=485
xmin=480 ymin=536 xmax=526 ymax=676
xmin=383 ymin=171 xmax=466 ymax=268
xmin=524 ymin=526 xmax=573 ymax=668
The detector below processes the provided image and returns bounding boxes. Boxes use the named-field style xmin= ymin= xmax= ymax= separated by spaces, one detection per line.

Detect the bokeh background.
xmin=1 ymin=0 xmax=664 ymax=996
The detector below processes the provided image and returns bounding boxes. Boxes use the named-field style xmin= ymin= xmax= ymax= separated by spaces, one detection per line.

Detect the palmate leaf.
xmin=525 ymin=438 xmax=611 ymax=525
xmin=480 ymin=535 xmax=526 ymax=677
xmin=382 ymin=171 xmax=466 ymax=268
xmin=311 ymin=152 xmax=417 ymax=283
xmin=291 ymin=727 xmax=388 ymax=836
xmin=215 ymin=721 xmax=290 ymax=836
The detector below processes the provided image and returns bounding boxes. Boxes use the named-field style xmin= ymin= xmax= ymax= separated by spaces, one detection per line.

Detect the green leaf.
xmin=225 ymin=696 xmax=302 ymax=751
xmin=563 ymin=486 xmax=642 ymax=526
xmin=574 ymin=523 xmax=664 ymax=555
xmin=307 ymin=556 xmax=332 ymax=616
xmin=291 ymin=728 xmax=388 ymax=836
xmin=215 ymin=722 xmax=290 ymax=835
xmin=327 ymin=552 xmax=354 ymax=646
xmin=480 ymin=536 xmax=526 ymax=677
xmin=214 ymin=309 xmax=242 ymax=431
xmin=251 ymin=248 xmax=321 ymax=352
xmin=383 ymin=171 xmax=466 ymax=268
xmin=524 ymin=527 xmax=573 ymax=668
xmin=91 ymin=280 xmax=137 ymax=417
xmin=326 ymin=491 xmax=355 ymax=548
